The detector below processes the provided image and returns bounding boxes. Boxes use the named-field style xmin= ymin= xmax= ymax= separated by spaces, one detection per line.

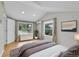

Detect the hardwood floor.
xmin=2 ymin=42 xmax=18 ymax=57
xmin=2 ymin=40 xmax=40 ymax=57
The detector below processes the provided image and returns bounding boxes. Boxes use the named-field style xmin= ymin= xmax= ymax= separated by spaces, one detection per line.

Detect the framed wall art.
xmin=61 ymin=20 xmax=77 ymax=32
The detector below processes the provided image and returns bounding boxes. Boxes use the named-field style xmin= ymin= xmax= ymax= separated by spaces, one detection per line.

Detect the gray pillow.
xmin=59 ymin=45 xmax=79 ymax=57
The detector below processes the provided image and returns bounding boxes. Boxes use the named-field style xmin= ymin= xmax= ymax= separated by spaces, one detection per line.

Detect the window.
xmin=45 ymin=23 xmax=53 ymax=36
xmin=19 ymin=23 xmax=32 ymax=33
xmin=18 ymin=22 xmax=33 ymax=35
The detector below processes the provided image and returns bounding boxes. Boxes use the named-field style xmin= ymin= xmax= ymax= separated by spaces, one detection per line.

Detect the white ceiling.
xmin=35 ymin=1 xmax=79 ymax=12
xmin=4 ymin=1 xmax=79 ymax=22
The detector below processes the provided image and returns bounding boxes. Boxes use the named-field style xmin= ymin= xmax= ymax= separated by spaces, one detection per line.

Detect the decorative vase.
xmin=35 ymin=36 xmax=38 ymax=39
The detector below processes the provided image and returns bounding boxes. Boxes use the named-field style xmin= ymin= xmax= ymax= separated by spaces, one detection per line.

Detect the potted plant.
xmin=34 ymin=30 xmax=39 ymax=39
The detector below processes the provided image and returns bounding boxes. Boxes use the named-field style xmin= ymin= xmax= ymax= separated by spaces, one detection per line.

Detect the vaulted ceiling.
xmin=4 ymin=1 xmax=79 ymax=22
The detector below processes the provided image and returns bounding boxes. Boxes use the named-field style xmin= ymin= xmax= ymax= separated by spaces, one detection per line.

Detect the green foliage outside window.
xmin=45 ymin=23 xmax=52 ymax=35
xmin=19 ymin=23 xmax=32 ymax=33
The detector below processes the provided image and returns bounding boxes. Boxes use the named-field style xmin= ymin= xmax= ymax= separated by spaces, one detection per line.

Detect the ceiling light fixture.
xmin=21 ymin=11 xmax=25 ymax=14
xmin=33 ymin=14 xmax=36 ymax=17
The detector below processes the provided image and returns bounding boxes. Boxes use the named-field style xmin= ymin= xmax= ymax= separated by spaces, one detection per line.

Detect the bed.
xmin=30 ymin=45 xmax=67 ymax=57
xmin=10 ymin=40 xmax=68 ymax=57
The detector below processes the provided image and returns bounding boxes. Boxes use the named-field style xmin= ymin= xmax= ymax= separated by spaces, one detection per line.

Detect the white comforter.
xmin=30 ymin=45 xmax=68 ymax=57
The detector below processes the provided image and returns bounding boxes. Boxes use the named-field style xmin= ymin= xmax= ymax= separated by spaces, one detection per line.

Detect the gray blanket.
xmin=20 ymin=42 xmax=55 ymax=57
xmin=10 ymin=40 xmax=55 ymax=57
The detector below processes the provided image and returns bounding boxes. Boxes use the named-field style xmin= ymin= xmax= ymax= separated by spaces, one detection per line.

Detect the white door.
xmin=7 ymin=18 xmax=15 ymax=43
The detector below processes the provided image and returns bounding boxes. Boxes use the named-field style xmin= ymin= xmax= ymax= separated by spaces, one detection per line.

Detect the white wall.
xmin=38 ymin=12 xmax=79 ymax=48
xmin=7 ymin=18 xmax=15 ymax=43
xmin=0 ymin=2 xmax=6 ymax=56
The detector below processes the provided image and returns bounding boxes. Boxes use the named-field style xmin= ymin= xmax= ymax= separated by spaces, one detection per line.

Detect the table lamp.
xmin=74 ymin=33 xmax=79 ymax=41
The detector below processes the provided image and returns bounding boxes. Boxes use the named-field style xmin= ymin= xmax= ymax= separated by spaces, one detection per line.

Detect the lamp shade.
xmin=74 ymin=33 xmax=79 ymax=40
